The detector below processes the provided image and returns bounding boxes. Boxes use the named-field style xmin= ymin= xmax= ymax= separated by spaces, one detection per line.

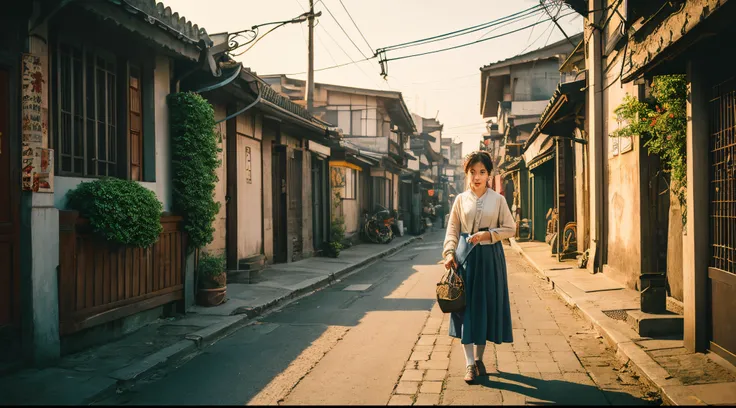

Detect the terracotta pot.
xmin=197 ymin=287 xmax=226 ymax=307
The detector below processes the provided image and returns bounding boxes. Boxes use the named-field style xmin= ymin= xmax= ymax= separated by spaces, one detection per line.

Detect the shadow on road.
xmin=478 ymin=371 xmax=658 ymax=405
xmin=96 ymin=232 xmax=446 ymax=405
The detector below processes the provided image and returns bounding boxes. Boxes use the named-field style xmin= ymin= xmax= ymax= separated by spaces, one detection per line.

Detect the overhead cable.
xmin=378 ymin=4 xmax=544 ymax=53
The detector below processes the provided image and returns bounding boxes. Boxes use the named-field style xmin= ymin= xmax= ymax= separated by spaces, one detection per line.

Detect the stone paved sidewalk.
xmin=388 ymin=245 xmax=660 ymax=405
xmin=512 ymin=240 xmax=736 ymax=406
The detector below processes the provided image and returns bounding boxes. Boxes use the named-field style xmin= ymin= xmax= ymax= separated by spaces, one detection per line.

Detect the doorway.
xmin=272 ymin=145 xmax=287 ymax=263
xmin=0 ymin=67 xmax=20 ymax=364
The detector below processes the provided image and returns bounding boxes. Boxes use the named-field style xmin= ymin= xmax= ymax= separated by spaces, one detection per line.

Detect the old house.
xmin=565 ymin=0 xmax=736 ymax=364
xmin=184 ymin=61 xmax=333 ymax=266
xmin=0 ymin=0 xmax=226 ymax=367
xmin=262 ymin=76 xmax=415 ymax=241
xmin=442 ymin=137 xmax=464 ymax=197
xmin=479 ymin=35 xmax=581 ymax=243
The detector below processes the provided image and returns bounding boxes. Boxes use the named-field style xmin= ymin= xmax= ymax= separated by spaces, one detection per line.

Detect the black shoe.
xmin=475 ymin=360 xmax=487 ymax=376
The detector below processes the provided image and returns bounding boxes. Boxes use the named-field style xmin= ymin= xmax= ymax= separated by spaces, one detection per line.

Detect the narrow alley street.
xmin=94 ymin=231 xmax=659 ymax=406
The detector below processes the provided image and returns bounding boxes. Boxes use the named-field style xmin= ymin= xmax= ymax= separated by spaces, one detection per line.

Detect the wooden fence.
xmin=58 ymin=211 xmax=186 ymax=335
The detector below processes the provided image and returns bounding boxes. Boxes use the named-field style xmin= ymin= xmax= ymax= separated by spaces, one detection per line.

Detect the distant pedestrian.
xmin=442 ymin=151 xmax=516 ymax=384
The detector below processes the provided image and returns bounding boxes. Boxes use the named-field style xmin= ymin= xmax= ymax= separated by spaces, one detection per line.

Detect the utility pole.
xmin=306 ymin=0 xmax=315 ymax=112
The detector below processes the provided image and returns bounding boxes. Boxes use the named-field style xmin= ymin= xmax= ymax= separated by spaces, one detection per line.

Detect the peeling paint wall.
xmin=623 ymin=0 xmax=727 ymax=81
xmin=603 ymin=57 xmax=642 ymax=290
xmin=236 ymin=112 xmax=262 ymax=260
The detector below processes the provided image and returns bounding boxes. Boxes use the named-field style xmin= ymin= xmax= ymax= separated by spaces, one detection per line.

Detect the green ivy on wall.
xmin=66 ymin=177 xmax=163 ymax=247
xmin=610 ymin=75 xmax=687 ymax=225
xmin=168 ymin=92 xmax=222 ymax=251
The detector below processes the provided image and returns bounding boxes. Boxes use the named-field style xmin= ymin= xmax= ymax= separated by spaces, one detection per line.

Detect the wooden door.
xmin=311 ymin=156 xmax=323 ymax=250
xmin=272 ymin=145 xmax=287 ymax=263
xmin=708 ymin=74 xmax=736 ymax=366
xmin=0 ymin=68 xmax=19 ymax=330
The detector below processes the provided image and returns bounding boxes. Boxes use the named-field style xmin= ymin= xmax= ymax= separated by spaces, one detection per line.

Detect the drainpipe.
xmin=215 ymin=72 xmax=263 ymax=124
xmin=588 ymin=0 xmax=605 ymax=273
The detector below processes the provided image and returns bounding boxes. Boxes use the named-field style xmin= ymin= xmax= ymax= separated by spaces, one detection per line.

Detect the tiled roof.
xmin=256 ymin=81 xmax=328 ymax=130
xmin=111 ymin=0 xmax=213 ymax=46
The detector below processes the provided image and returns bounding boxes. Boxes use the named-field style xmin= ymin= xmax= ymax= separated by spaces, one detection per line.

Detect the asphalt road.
xmin=95 ymin=231 xmax=660 ymax=405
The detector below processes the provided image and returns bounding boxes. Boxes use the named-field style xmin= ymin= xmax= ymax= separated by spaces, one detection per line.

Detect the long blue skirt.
xmin=449 ymin=233 xmax=514 ymax=345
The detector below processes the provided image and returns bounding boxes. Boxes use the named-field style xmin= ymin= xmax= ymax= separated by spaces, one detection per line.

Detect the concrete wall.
xmin=393 ymin=173 xmax=399 ymax=211
xmin=302 ymin=151 xmax=313 ymax=257
xmin=574 ymin=132 xmax=590 ymax=252
xmin=204 ymin=104 xmax=227 ymax=256
xmin=236 ymin=116 xmax=263 ymax=259
xmin=602 ymin=61 xmax=641 ymax=290
xmin=510 ymin=60 xmax=561 ymax=101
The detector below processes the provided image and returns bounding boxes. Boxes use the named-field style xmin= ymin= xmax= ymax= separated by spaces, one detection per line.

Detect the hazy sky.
xmin=167 ymin=0 xmax=582 ymax=155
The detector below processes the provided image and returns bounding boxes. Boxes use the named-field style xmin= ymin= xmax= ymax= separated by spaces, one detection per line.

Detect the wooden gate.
xmin=272 ymin=145 xmax=287 ymax=263
xmin=58 ymin=212 xmax=186 ymax=335
xmin=0 ymin=68 xmax=19 ymax=331
xmin=708 ymin=75 xmax=736 ymax=365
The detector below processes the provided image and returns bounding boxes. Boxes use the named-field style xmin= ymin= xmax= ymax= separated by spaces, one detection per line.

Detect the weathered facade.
xmin=262 ymin=76 xmax=416 ymax=241
xmin=480 ymin=35 xmax=580 ymax=245
xmin=0 ymin=0 xmax=218 ymax=366
xmin=565 ymin=0 xmax=736 ymax=364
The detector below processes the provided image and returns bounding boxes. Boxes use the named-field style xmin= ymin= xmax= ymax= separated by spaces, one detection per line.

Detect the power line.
xmin=336 ymin=0 xmax=374 ymax=52
xmin=316 ymin=0 xmax=372 ymax=60
xmin=285 ymin=56 xmax=375 ymax=75
xmin=477 ymin=7 xmax=546 ymax=41
xmin=316 ymin=24 xmax=384 ymax=89
xmin=379 ymin=4 xmax=544 ymax=53
xmin=384 ymin=13 xmax=575 ymax=63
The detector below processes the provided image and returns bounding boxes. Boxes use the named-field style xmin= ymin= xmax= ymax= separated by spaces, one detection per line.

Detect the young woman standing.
xmin=442 ymin=151 xmax=517 ymax=383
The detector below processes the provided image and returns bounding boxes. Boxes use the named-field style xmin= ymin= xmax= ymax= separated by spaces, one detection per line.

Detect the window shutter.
xmin=129 ymin=66 xmax=142 ymax=181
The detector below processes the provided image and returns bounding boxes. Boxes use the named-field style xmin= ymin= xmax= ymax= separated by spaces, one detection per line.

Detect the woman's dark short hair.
xmin=463 ymin=151 xmax=494 ymax=174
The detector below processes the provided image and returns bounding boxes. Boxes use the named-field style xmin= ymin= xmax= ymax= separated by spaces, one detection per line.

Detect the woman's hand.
xmin=467 ymin=231 xmax=491 ymax=245
xmin=443 ymin=253 xmax=457 ymax=270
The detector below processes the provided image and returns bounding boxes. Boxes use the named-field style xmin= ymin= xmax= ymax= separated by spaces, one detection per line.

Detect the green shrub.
xmin=198 ymin=252 xmax=226 ymax=278
xmin=168 ymin=92 xmax=222 ymax=251
xmin=66 ymin=177 xmax=163 ymax=247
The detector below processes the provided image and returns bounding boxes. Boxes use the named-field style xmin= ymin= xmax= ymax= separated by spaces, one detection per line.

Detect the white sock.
xmin=463 ymin=343 xmax=475 ymax=366
xmin=475 ymin=344 xmax=486 ymax=362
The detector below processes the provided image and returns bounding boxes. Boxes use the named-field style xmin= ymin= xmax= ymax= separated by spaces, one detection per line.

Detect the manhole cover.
xmin=602 ymin=309 xmax=632 ymax=321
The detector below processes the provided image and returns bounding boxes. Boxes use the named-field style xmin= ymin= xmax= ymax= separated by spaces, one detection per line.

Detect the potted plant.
xmin=197 ymin=252 xmax=227 ymax=306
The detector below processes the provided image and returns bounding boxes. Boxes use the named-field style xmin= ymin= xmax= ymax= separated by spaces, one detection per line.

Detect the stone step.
xmin=241 ymin=254 xmax=265 ymax=264
xmin=227 ymin=269 xmax=254 ymax=284
xmin=238 ymin=257 xmax=265 ymax=271
xmin=626 ymin=309 xmax=684 ymax=337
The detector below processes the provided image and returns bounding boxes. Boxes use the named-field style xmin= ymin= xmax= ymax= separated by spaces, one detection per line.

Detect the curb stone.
xmin=87 ymin=235 xmax=423 ymax=404
xmin=508 ymin=239 xmax=690 ymax=406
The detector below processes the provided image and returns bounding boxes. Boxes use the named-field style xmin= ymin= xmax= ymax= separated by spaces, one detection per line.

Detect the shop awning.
xmin=527 ymin=145 xmax=555 ymax=171
xmin=523 ymin=79 xmax=586 ymax=153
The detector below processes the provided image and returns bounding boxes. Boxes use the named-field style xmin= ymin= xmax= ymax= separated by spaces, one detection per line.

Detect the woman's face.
xmin=467 ymin=161 xmax=490 ymax=190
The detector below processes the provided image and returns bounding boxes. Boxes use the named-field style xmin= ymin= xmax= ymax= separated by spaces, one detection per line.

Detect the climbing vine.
xmin=610 ymin=74 xmax=687 ymax=225
xmin=168 ymin=92 xmax=222 ymax=251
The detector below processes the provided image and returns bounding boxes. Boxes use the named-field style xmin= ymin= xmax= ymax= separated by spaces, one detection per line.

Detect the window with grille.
xmin=55 ymin=43 xmax=121 ymax=177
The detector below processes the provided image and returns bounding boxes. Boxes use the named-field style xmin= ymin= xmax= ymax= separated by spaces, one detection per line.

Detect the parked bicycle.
xmin=362 ymin=204 xmax=394 ymax=244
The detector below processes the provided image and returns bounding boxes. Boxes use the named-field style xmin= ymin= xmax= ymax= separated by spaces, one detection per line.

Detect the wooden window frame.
xmin=52 ymin=39 xmax=155 ymax=181
xmin=343 ymin=168 xmax=357 ymax=200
